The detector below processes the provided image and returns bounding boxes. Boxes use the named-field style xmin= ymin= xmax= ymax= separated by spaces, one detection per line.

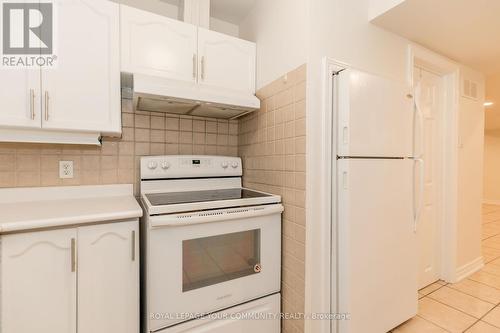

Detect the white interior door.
xmin=414 ymin=67 xmax=444 ymax=289
xmin=77 ymin=221 xmax=139 ymax=333
xmin=0 ymin=229 xmax=77 ymax=333
xmin=337 ymin=158 xmax=417 ymax=333
xmin=337 ymin=69 xmax=414 ymax=158
xmin=41 ymin=0 xmax=121 ymax=133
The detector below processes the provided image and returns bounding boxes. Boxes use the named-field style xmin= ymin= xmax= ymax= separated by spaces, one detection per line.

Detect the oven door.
xmin=147 ymin=204 xmax=283 ymax=331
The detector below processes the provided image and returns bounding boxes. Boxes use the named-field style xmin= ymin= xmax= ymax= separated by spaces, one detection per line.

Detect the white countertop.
xmin=0 ymin=185 xmax=143 ymax=234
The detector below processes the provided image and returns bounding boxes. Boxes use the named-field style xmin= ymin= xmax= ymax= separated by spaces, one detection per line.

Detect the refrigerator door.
xmin=337 ymin=158 xmax=417 ymax=333
xmin=337 ymin=69 xmax=414 ymax=158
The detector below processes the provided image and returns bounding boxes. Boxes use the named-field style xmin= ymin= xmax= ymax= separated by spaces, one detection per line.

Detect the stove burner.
xmin=146 ymin=188 xmax=272 ymax=206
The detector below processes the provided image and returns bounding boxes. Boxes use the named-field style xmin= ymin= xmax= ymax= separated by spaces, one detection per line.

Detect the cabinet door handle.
xmin=201 ymin=56 xmax=205 ymax=81
xmin=131 ymin=230 xmax=136 ymax=261
xmin=29 ymin=89 xmax=35 ymax=120
xmin=71 ymin=238 xmax=76 ymax=272
xmin=44 ymin=91 xmax=49 ymax=121
xmin=192 ymin=54 xmax=197 ymax=79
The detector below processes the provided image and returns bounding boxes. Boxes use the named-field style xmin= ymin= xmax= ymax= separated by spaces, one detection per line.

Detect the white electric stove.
xmin=140 ymin=155 xmax=282 ymax=333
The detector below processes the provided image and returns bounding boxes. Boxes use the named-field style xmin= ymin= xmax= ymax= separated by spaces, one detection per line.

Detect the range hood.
xmin=121 ymin=73 xmax=260 ymax=120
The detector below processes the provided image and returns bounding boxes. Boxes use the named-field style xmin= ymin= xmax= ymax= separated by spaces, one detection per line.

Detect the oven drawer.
xmin=147 ymin=204 xmax=282 ymax=330
xmin=159 ymin=293 xmax=280 ymax=333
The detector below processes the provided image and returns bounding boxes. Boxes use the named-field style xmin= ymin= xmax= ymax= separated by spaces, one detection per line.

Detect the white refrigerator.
xmin=335 ymin=68 xmax=421 ymax=333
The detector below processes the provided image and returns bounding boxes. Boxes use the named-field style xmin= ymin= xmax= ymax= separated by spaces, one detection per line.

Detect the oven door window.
xmin=182 ymin=229 xmax=261 ymax=292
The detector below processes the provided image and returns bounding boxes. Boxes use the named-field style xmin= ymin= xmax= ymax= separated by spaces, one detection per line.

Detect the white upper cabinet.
xmin=0 ymin=0 xmax=121 ymax=143
xmin=120 ymin=5 xmax=257 ymax=95
xmin=197 ymin=27 xmax=256 ymax=94
xmin=121 ymin=5 xmax=198 ymax=83
xmin=41 ymin=0 xmax=121 ymax=134
xmin=0 ymin=229 xmax=77 ymax=333
xmin=0 ymin=69 xmax=41 ymax=129
xmin=77 ymin=221 xmax=139 ymax=333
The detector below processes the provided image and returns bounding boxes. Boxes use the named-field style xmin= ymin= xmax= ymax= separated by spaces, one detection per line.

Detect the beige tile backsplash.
xmin=0 ymin=98 xmax=238 ymax=194
xmin=0 ymin=65 xmax=307 ymax=332
xmin=239 ymin=64 xmax=307 ymax=333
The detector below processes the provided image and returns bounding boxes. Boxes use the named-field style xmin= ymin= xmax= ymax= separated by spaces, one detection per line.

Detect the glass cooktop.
xmin=146 ymin=188 xmax=272 ymax=206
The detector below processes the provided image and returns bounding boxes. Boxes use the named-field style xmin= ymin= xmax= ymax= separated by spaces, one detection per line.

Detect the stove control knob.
xmin=148 ymin=161 xmax=158 ymax=170
xmin=161 ymin=161 xmax=171 ymax=170
xmin=221 ymin=161 xmax=229 ymax=169
xmin=231 ymin=161 xmax=239 ymax=169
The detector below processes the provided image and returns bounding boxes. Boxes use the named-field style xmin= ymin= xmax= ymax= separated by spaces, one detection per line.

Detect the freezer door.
xmin=337 ymin=69 xmax=413 ymax=158
xmin=337 ymin=159 xmax=417 ymax=333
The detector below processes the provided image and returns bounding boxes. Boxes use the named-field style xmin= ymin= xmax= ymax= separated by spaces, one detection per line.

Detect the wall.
xmin=368 ymin=0 xmax=405 ymax=20
xmin=484 ymin=134 xmax=500 ymax=203
xmin=0 ymin=98 xmax=238 ymax=195
xmin=456 ymin=67 xmax=484 ymax=269
xmin=485 ymin=73 xmax=500 ymax=131
xmin=117 ymin=0 xmax=179 ymax=18
xmin=116 ymin=0 xmax=240 ymax=37
xmin=210 ymin=17 xmax=239 ymax=37
xmin=484 ymin=73 xmax=500 ymax=203
xmin=239 ymin=0 xmax=308 ymax=89
xmin=238 ymin=64 xmax=307 ymax=333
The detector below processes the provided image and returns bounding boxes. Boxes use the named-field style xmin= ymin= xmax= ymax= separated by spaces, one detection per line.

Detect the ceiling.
xmin=210 ymin=0 xmax=256 ymax=24
xmin=371 ymin=0 xmax=500 ymax=76
xmin=159 ymin=0 xmax=256 ymax=24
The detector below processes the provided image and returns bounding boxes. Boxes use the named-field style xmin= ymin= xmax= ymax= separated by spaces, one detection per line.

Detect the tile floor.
xmin=392 ymin=204 xmax=500 ymax=333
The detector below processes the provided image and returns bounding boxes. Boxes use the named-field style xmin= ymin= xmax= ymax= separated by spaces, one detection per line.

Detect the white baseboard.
xmin=483 ymin=199 xmax=500 ymax=205
xmin=452 ymin=257 xmax=484 ymax=283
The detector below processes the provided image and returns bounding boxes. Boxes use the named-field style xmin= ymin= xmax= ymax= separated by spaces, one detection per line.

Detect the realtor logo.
xmin=1 ymin=1 xmax=56 ymax=67
xmin=3 ymin=2 xmax=53 ymax=54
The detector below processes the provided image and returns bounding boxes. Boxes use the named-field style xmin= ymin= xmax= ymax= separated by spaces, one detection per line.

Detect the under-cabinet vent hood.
xmin=121 ymin=73 xmax=260 ymax=120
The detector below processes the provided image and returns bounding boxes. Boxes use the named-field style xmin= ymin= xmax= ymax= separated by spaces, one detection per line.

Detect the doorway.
xmin=413 ymin=66 xmax=445 ymax=289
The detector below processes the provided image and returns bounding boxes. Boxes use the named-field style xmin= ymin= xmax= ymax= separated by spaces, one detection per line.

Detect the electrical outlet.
xmin=59 ymin=161 xmax=74 ymax=179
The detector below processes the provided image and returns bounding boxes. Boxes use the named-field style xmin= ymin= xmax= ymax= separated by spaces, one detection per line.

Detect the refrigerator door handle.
xmin=413 ymin=158 xmax=425 ymax=232
xmin=413 ymin=84 xmax=425 ymax=159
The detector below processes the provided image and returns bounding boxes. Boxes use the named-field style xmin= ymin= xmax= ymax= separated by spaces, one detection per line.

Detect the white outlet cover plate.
xmin=59 ymin=161 xmax=74 ymax=179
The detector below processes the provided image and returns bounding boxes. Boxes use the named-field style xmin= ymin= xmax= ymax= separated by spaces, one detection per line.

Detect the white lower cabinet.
xmin=0 ymin=220 xmax=139 ymax=333
xmin=77 ymin=221 xmax=139 ymax=333
xmin=1 ymin=228 xmax=77 ymax=333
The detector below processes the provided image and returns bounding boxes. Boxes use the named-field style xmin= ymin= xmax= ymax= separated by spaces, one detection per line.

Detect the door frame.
xmin=408 ymin=45 xmax=461 ymax=283
xmin=307 ymin=49 xmax=460 ymax=333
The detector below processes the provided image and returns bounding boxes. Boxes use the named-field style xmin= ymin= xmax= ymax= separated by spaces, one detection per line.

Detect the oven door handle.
xmin=149 ymin=204 xmax=284 ymax=227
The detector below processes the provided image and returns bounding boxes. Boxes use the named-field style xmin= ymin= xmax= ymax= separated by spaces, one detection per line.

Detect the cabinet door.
xmin=197 ymin=28 xmax=256 ymax=94
xmin=0 ymin=229 xmax=77 ymax=333
xmin=120 ymin=5 xmax=198 ymax=83
xmin=41 ymin=0 xmax=121 ymax=133
xmin=0 ymin=69 xmax=41 ymax=128
xmin=77 ymin=221 xmax=139 ymax=333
